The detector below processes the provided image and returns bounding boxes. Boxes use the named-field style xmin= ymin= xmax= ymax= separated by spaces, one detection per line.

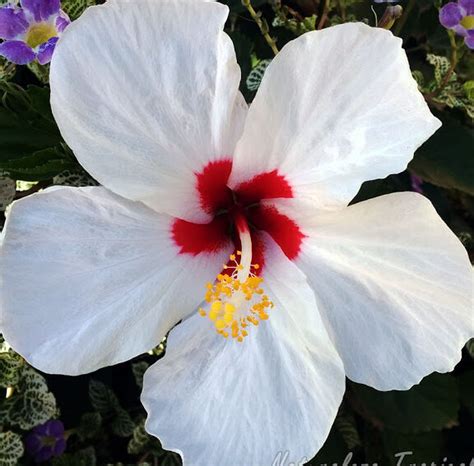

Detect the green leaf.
xmin=0 ymin=431 xmax=24 ymax=466
xmin=0 ymin=176 xmax=15 ymax=211
xmin=89 ymin=380 xmax=120 ymax=416
xmin=272 ymin=12 xmax=317 ymax=36
xmin=0 ymin=352 xmax=22 ymax=387
xmin=111 ymin=408 xmax=135 ymax=438
xmin=62 ymin=0 xmax=95 ymax=20
xmin=458 ymin=370 xmax=474 ymax=417
xmin=221 ymin=0 xmax=266 ymax=14
xmin=412 ymin=70 xmax=425 ymax=89
xmin=3 ymin=146 xmax=76 ymax=181
xmin=423 ymin=55 xmax=473 ymax=119
xmin=7 ymin=389 xmax=56 ymax=430
xmin=335 ymin=409 xmax=361 ymax=449
xmin=1 ymin=366 xmax=57 ymax=430
xmin=0 ymin=57 xmax=15 ymax=82
xmin=350 ymin=373 xmax=459 ymax=433
xmin=410 ymin=114 xmax=474 ymax=195
xmin=1 ymin=146 xmax=77 ymax=181
xmin=0 ymin=84 xmax=76 ymax=180
xmin=158 ymin=454 xmax=182 ymax=466
xmin=52 ymin=447 xmax=96 ymax=466
xmin=427 ymin=54 xmax=453 ymax=86
xmin=227 ymin=31 xmax=253 ymax=90
xmin=27 ymin=62 xmax=50 ymax=84
xmin=465 ymin=338 xmax=474 ymax=359
xmin=0 ymin=84 xmax=61 ymax=155
xmin=435 ymin=82 xmax=474 ymax=120
xmin=382 ymin=430 xmax=442 ymax=466
xmin=128 ymin=420 xmax=162 ymax=456
xmin=128 ymin=421 xmax=150 ymax=455
xmin=89 ymin=380 xmax=134 ymax=437
xmin=77 ymin=412 xmax=102 ymax=440
xmin=246 ymin=59 xmax=272 ymax=92
xmin=464 ymin=80 xmax=474 ymax=101
xmin=132 ymin=361 xmax=150 ymax=390
xmin=309 ymin=427 xmax=350 ymax=465
xmin=0 ymin=335 xmax=9 ymax=353
xmin=53 ymin=169 xmax=98 ymax=187
xmin=25 ymin=85 xmax=56 ymax=121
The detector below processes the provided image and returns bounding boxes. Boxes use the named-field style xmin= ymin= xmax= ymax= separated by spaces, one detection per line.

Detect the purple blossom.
xmin=0 ymin=0 xmax=70 ymax=65
xmin=25 ymin=419 xmax=67 ymax=463
xmin=440 ymin=0 xmax=474 ymax=49
xmin=410 ymin=174 xmax=424 ymax=194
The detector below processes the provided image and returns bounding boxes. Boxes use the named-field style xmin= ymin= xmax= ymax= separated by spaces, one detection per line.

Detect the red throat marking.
xmin=172 ymin=158 xmax=304 ymax=268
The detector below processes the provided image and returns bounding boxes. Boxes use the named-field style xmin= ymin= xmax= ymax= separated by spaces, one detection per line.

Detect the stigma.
xmin=199 ymin=212 xmax=274 ymax=342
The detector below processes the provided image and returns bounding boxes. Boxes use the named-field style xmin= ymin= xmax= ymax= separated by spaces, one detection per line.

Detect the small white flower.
xmin=0 ymin=1 xmax=472 ymax=465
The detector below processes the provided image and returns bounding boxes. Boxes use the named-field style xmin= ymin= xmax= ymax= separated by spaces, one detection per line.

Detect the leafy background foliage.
xmin=0 ymin=0 xmax=473 ymax=464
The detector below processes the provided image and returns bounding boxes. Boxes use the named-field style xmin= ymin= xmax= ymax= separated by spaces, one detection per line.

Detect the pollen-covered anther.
xmin=199 ymin=252 xmax=274 ymax=342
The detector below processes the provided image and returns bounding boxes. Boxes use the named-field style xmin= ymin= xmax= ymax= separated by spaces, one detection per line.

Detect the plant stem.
xmin=286 ymin=5 xmax=304 ymax=22
xmin=438 ymin=31 xmax=458 ymax=93
xmin=337 ymin=0 xmax=346 ymax=22
xmin=242 ymin=0 xmax=279 ymax=55
xmin=138 ymin=452 xmax=151 ymax=463
xmin=346 ymin=387 xmax=384 ymax=430
xmin=393 ymin=0 xmax=415 ymax=36
xmin=427 ymin=31 xmax=458 ymax=99
xmin=317 ymin=0 xmax=330 ymax=29
xmin=378 ymin=5 xmax=403 ymax=30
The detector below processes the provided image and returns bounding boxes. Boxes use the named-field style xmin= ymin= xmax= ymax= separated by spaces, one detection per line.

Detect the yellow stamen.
xmin=211 ymin=301 xmax=223 ymax=313
xmin=198 ymin=214 xmax=274 ymax=343
xmin=460 ymin=15 xmax=474 ymax=30
xmin=25 ymin=22 xmax=57 ymax=49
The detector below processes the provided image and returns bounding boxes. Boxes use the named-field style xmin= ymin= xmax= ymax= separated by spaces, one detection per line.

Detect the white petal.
xmin=50 ymin=1 xmax=246 ymax=222
xmin=0 ymin=187 xmax=230 ymax=375
xmin=142 ymin=236 xmax=345 ymax=466
xmin=229 ymin=23 xmax=440 ymax=211
xmin=296 ymin=192 xmax=473 ymax=391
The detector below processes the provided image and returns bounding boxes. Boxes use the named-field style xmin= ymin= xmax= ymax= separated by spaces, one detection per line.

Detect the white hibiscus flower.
xmin=0 ymin=1 xmax=472 ymax=465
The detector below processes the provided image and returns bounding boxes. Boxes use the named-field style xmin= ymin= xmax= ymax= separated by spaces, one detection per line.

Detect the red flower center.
xmin=171 ymin=159 xmax=304 ymax=270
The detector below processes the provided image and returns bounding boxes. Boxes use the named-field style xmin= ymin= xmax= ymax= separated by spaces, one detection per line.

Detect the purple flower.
xmin=410 ymin=174 xmax=424 ymax=194
xmin=440 ymin=0 xmax=474 ymax=49
xmin=25 ymin=419 xmax=67 ymax=463
xmin=0 ymin=0 xmax=70 ymax=65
